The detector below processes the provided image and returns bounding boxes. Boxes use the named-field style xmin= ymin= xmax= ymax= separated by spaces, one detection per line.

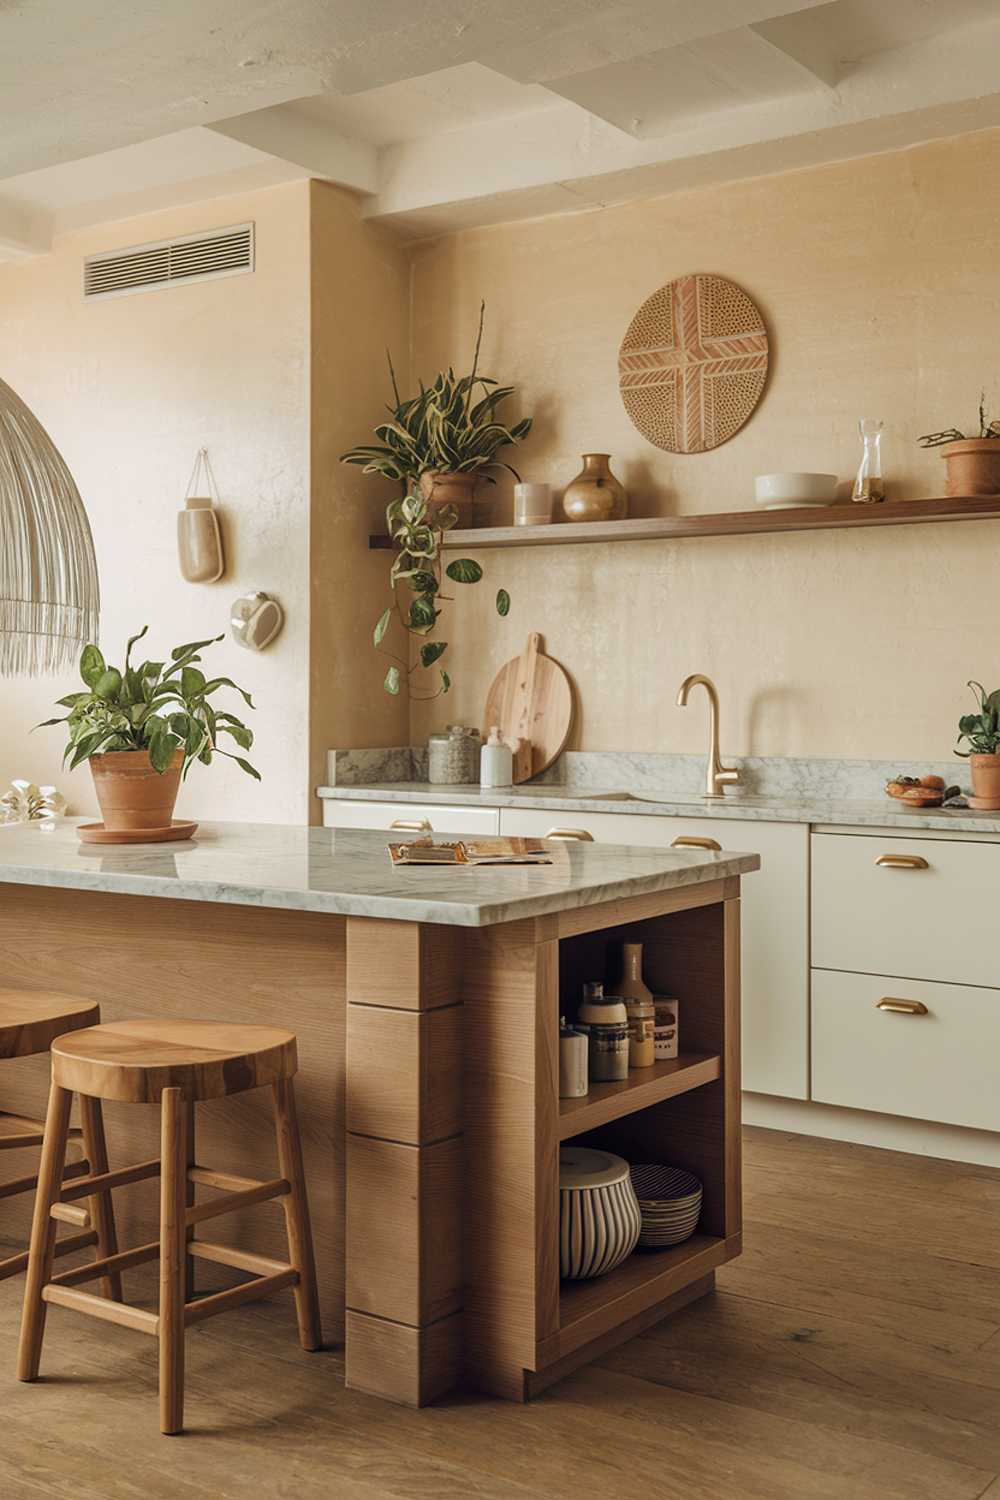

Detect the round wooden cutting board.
xmin=482 ymin=633 xmax=573 ymax=784
xmin=618 ymin=272 xmax=769 ymax=454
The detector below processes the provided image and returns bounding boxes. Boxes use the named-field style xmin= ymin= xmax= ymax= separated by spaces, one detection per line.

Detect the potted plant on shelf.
xmin=956 ymin=680 xmax=1000 ymax=809
xmin=341 ymin=302 xmax=532 ymax=528
xmin=375 ymin=490 xmax=510 ymax=700
xmin=918 ymin=392 xmax=1000 ymax=496
xmin=38 ymin=626 xmax=259 ymax=837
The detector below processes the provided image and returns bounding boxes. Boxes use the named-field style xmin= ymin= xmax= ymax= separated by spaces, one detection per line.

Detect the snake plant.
xmin=341 ymin=303 xmax=532 ymax=486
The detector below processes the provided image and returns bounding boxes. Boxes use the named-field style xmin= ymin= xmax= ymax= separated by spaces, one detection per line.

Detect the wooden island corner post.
xmin=343 ymin=872 xmax=743 ymax=1407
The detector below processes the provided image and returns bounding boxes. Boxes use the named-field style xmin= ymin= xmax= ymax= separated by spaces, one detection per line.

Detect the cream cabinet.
xmin=497 ymin=806 xmax=808 ymax=1100
xmin=322 ymin=798 xmax=500 ymax=836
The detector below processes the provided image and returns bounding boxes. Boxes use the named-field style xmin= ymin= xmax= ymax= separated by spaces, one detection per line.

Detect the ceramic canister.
xmin=559 ymin=1018 xmax=589 ymax=1098
xmin=559 ymin=1145 xmax=642 ymax=1279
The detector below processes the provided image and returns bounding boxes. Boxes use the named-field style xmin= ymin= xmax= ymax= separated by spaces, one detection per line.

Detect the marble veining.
xmin=318 ymin=750 xmax=1000 ymax=833
xmin=0 ymin=820 xmax=759 ymax=927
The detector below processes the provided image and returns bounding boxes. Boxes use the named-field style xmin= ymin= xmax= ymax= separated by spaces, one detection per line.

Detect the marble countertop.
xmin=316 ymin=780 xmax=1000 ymax=833
xmin=0 ymin=819 xmax=759 ymax=927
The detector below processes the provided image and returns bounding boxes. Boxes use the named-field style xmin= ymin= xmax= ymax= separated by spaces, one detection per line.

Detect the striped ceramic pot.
xmin=559 ymin=1146 xmax=642 ymax=1280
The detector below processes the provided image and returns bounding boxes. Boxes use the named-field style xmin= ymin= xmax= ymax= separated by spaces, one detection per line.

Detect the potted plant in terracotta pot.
xmin=956 ymin=680 xmax=1000 ymax=810
xmin=341 ymin=302 xmax=532 ymax=527
xmin=38 ymin=626 xmax=258 ymax=838
xmin=919 ymin=393 xmax=1000 ymax=496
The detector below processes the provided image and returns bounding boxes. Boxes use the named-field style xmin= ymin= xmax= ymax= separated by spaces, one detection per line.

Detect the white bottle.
xmin=480 ymin=726 xmax=513 ymax=788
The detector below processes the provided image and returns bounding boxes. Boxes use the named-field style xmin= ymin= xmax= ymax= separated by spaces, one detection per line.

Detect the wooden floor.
xmin=2 ymin=1124 xmax=1000 ymax=1499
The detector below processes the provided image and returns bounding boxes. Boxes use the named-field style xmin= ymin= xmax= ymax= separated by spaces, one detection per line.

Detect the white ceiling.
xmin=2 ymin=0 xmax=1000 ymax=258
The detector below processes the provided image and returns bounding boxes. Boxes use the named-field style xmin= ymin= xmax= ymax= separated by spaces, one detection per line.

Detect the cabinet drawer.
xmin=812 ymin=832 xmax=1000 ymax=987
xmin=812 ymin=968 xmax=1000 ymax=1132
xmin=323 ymin=800 xmax=499 ymax=836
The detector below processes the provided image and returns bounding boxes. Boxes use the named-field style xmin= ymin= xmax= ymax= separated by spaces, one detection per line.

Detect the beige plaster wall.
xmin=408 ymin=129 xmax=1000 ymax=762
xmin=308 ymin=182 xmax=411 ymax=806
xmin=0 ymin=184 xmax=312 ymax=820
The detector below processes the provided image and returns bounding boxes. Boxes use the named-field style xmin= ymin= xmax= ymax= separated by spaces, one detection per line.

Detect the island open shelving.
xmin=370 ymin=494 xmax=1000 ymax=551
xmin=558 ymin=1051 xmax=721 ymax=1141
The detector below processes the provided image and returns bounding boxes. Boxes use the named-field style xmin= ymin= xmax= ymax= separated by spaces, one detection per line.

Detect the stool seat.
xmin=51 ymin=1020 xmax=297 ymax=1103
xmin=0 ymin=990 xmax=100 ymax=1060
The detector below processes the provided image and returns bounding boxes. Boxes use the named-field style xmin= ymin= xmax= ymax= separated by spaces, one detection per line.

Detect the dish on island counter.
xmin=885 ymin=773 xmax=962 ymax=808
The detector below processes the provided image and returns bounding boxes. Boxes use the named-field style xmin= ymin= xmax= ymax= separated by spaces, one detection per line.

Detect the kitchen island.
xmin=0 ymin=819 xmax=758 ymax=1406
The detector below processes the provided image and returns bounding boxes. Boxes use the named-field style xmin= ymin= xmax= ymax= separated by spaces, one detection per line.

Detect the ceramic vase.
xmin=89 ymin=749 xmax=183 ymax=831
xmin=561 ymin=454 xmax=627 ymax=522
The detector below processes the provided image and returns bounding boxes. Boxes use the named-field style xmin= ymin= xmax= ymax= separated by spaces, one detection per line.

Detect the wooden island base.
xmin=0 ymin=873 xmax=742 ymax=1407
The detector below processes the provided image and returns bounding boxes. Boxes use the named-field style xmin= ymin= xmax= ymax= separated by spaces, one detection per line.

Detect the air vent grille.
xmin=84 ymin=223 xmax=254 ymax=300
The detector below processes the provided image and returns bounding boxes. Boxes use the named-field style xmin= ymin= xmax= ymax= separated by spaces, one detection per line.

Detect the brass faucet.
xmin=676 ymin=674 xmax=741 ymax=799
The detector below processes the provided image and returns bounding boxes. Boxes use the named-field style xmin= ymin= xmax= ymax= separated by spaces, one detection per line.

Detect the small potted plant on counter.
xmin=38 ymin=626 xmax=259 ymax=841
xmin=341 ymin=302 xmax=532 ymax=527
xmin=956 ymin=680 xmax=1000 ymax=810
xmin=918 ymin=392 xmax=1000 ymax=496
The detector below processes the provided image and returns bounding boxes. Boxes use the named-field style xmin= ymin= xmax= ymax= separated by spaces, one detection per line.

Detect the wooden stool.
xmin=1 ymin=990 xmax=120 ymax=1294
xmin=17 ymin=1019 xmax=322 ymax=1435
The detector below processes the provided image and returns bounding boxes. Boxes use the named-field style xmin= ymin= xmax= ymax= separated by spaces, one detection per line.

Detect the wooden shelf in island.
xmin=557 ymin=1233 xmax=731 ymax=1358
xmin=369 ymin=495 xmax=1000 ymax=551
xmin=558 ymin=1052 xmax=720 ymax=1141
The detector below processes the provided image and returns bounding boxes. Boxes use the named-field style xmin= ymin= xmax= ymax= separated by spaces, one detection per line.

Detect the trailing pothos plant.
xmin=38 ymin=627 xmax=260 ymax=778
xmin=374 ymin=492 xmax=510 ymax=699
xmin=956 ymin=680 xmax=1000 ymax=757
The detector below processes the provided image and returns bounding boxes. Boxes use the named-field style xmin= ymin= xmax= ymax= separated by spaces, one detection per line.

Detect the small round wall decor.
xmin=618 ymin=273 xmax=769 ymax=453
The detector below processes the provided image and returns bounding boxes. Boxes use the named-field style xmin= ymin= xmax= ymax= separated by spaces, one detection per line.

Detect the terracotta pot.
xmin=969 ymin=753 xmax=1000 ymax=810
xmin=89 ymin=749 xmax=183 ymax=831
xmin=419 ymin=471 xmax=477 ymax=528
xmin=561 ymin=454 xmax=628 ymax=522
xmin=941 ymin=439 xmax=1000 ymax=497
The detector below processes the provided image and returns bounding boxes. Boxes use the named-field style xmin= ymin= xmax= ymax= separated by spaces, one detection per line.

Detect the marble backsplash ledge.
xmin=324 ymin=749 xmax=968 ymax=800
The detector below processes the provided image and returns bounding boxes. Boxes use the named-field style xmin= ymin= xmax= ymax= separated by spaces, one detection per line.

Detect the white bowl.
xmin=754 ymin=472 xmax=838 ymax=509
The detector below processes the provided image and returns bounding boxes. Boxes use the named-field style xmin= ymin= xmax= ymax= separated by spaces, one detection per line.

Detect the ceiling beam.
xmin=208 ymin=105 xmax=377 ymax=195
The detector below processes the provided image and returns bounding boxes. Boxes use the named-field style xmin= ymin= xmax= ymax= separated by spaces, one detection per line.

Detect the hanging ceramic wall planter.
xmin=178 ymin=448 xmax=225 ymax=582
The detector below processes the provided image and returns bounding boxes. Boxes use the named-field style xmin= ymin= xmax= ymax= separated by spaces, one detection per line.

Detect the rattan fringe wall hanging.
xmin=0 ymin=376 xmax=99 ymax=675
xmin=618 ymin=273 xmax=769 ymax=453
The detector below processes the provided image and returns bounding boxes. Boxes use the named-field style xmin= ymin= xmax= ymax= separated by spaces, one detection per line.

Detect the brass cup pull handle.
xmin=545 ymin=828 xmax=594 ymax=841
xmin=390 ymin=818 xmax=433 ymax=832
xmin=875 ymin=854 xmax=929 ymax=870
xmin=876 ymin=998 xmax=929 ymax=1016
xmin=672 ymin=836 xmax=722 ymax=852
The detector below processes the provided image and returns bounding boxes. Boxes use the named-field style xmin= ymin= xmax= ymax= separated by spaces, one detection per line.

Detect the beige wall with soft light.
xmin=409 ymin=128 xmax=1000 ymax=762
xmin=0 ymin=184 xmax=312 ymax=820
xmin=309 ymin=182 xmax=410 ymax=797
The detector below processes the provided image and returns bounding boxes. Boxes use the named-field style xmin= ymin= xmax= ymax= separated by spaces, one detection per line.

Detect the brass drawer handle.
xmin=875 ymin=854 xmax=929 ymax=870
xmin=672 ymin=836 xmax=722 ymax=852
xmin=876 ymin=998 xmax=929 ymax=1016
xmin=545 ymin=828 xmax=594 ymax=841
xmin=390 ymin=818 xmax=433 ymax=832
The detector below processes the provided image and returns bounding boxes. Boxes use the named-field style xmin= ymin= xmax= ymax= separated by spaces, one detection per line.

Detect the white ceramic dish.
xmin=754 ymin=472 xmax=838 ymax=509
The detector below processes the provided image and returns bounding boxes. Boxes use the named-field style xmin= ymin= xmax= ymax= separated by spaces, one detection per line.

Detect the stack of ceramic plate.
xmin=629 ymin=1164 xmax=703 ymax=1248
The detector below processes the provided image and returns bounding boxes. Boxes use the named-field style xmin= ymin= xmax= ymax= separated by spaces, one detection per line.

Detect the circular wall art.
xmin=618 ymin=273 xmax=769 ymax=454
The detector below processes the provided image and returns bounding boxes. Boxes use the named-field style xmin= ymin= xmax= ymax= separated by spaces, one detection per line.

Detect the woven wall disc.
xmin=618 ymin=273 xmax=769 ymax=454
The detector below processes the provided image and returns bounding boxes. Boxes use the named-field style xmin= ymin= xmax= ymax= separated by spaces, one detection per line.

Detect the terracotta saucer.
xmin=78 ymin=820 xmax=198 ymax=845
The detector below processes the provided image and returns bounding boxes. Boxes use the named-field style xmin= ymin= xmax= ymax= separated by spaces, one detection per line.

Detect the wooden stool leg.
xmin=272 ymin=1077 xmax=322 ymax=1352
xmin=79 ymin=1095 xmax=123 ymax=1302
xmin=159 ymin=1087 xmax=187 ymax=1435
xmin=185 ymin=1100 xmax=196 ymax=1301
xmin=17 ymin=1082 xmax=72 ymax=1381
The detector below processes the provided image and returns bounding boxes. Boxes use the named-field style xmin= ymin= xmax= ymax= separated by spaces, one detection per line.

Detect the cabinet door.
xmin=323 ymin=799 xmax=500 ymax=836
xmin=497 ymin=807 xmax=808 ymax=1100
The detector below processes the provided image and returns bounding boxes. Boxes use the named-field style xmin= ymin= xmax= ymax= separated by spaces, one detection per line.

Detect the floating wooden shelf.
xmin=558 ymin=1052 xmax=720 ymax=1142
xmin=558 ymin=1233 xmax=731 ymax=1356
xmin=369 ymin=495 xmax=1000 ymax=551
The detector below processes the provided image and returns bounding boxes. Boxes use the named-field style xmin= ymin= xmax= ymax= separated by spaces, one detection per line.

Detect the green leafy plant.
xmin=919 ymin=391 xmax=1000 ymax=447
xmin=956 ymin=680 xmax=1000 ymax=757
xmin=37 ymin=627 xmax=260 ymax=778
xmin=341 ymin=303 xmax=532 ymax=486
xmin=375 ymin=492 xmax=509 ymax=699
